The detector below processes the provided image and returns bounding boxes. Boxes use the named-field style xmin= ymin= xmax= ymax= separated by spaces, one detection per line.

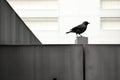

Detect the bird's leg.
xmin=76 ymin=34 xmax=78 ymax=38
xmin=80 ymin=35 xmax=83 ymax=37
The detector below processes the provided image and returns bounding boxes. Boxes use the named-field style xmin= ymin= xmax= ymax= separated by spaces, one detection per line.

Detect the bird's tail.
xmin=66 ymin=31 xmax=71 ymax=34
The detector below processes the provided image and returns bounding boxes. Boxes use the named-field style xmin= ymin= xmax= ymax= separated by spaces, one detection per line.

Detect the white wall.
xmin=58 ymin=0 xmax=120 ymax=44
xmin=59 ymin=0 xmax=100 ymax=44
xmin=7 ymin=0 xmax=120 ymax=44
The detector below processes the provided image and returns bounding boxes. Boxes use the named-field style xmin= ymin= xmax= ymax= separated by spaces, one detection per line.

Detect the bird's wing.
xmin=71 ymin=25 xmax=83 ymax=31
xmin=77 ymin=24 xmax=86 ymax=28
xmin=71 ymin=26 xmax=78 ymax=31
xmin=70 ymin=24 xmax=86 ymax=32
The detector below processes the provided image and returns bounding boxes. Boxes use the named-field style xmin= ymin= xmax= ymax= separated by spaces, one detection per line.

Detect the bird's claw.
xmin=76 ymin=35 xmax=83 ymax=38
xmin=80 ymin=35 xmax=83 ymax=37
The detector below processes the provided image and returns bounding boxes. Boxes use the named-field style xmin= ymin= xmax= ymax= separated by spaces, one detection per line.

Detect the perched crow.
xmin=66 ymin=21 xmax=90 ymax=37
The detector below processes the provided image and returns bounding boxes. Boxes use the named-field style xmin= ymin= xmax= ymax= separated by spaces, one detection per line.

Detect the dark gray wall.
xmin=0 ymin=45 xmax=83 ymax=80
xmin=0 ymin=0 xmax=41 ymax=44
xmin=1 ymin=44 xmax=120 ymax=80
xmin=86 ymin=45 xmax=120 ymax=80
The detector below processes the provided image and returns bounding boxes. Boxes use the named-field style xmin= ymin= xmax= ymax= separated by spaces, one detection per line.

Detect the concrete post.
xmin=75 ymin=37 xmax=88 ymax=44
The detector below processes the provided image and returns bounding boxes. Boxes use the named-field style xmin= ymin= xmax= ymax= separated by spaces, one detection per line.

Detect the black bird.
xmin=66 ymin=21 xmax=90 ymax=37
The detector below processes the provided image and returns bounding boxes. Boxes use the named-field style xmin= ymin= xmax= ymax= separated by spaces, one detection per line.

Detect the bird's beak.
xmin=88 ymin=22 xmax=90 ymax=24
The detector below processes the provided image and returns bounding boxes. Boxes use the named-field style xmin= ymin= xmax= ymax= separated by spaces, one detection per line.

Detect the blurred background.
xmin=7 ymin=0 xmax=120 ymax=44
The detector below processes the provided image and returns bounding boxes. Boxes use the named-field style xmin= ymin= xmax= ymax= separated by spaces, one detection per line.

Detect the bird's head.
xmin=83 ymin=21 xmax=90 ymax=25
